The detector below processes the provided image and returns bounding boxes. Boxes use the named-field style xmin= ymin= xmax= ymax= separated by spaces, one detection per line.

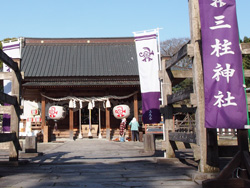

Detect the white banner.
xmin=133 ymin=30 xmax=160 ymax=93
xmin=133 ymin=29 xmax=161 ymax=124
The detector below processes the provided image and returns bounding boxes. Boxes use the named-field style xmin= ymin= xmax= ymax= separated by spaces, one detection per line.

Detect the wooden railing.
xmin=0 ymin=48 xmax=23 ymax=161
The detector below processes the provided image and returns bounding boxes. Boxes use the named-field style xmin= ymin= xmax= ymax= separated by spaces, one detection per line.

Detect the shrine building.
xmin=19 ymin=37 xmax=141 ymax=141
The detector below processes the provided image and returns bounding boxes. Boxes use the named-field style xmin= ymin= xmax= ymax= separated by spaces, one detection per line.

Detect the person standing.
xmin=129 ymin=117 xmax=139 ymax=142
xmin=119 ymin=118 xmax=126 ymax=142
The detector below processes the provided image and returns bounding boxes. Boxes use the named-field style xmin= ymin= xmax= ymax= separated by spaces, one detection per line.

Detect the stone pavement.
xmin=0 ymin=139 xmax=203 ymax=188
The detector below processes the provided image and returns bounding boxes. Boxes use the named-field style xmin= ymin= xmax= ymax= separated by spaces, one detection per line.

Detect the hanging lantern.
xmin=31 ymin=109 xmax=39 ymax=116
xmin=113 ymin=105 xmax=130 ymax=119
xmin=48 ymin=106 xmax=66 ymax=120
xmin=35 ymin=116 xmax=41 ymax=122
xmin=27 ymin=117 xmax=34 ymax=122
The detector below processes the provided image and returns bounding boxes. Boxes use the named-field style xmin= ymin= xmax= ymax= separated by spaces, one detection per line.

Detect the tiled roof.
xmin=21 ymin=38 xmax=139 ymax=78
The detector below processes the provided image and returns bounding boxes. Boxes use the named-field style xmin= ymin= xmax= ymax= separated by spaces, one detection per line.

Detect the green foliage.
xmin=242 ymin=36 xmax=250 ymax=87
xmin=173 ymin=78 xmax=193 ymax=93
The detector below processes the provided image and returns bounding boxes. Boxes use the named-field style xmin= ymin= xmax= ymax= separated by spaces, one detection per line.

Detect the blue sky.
xmin=1 ymin=0 xmax=249 ymax=41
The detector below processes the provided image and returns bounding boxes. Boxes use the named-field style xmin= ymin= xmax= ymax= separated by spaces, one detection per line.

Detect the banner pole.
xmin=156 ymin=28 xmax=166 ymax=141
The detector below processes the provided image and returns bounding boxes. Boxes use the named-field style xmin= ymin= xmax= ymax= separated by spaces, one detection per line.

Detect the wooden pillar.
xmin=105 ymin=107 xmax=110 ymax=140
xmin=69 ymin=108 xmax=74 ymax=140
xmin=133 ymin=93 xmax=139 ymax=120
xmin=9 ymin=62 xmax=20 ymax=161
xmin=41 ymin=95 xmax=48 ymax=143
xmin=189 ymin=0 xmax=219 ymax=173
xmin=160 ymin=57 xmax=175 ymax=158
xmin=144 ymin=134 xmax=155 ymax=152
xmin=41 ymin=96 xmax=46 ymax=129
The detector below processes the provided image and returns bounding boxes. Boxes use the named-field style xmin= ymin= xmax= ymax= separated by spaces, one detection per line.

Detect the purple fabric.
xmin=141 ymin=92 xmax=161 ymax=124
xmin=199 ymin=0 xmax=247 ymax=129
xmin=2 ymin=43 xmax=20 ymax=50
xmin=134 ymin=34 xmax=157 ymax=41
xmin=3 ymin=105 xmax=10 ymax=132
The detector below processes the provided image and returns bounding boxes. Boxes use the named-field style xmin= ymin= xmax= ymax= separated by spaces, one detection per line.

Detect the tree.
xmin=161 ymin=37 xmax=193 ymax=93
xmin=161 ymin=37 xmax=192 ymax=69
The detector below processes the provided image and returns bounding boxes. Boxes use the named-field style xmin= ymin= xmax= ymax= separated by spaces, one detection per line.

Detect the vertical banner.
xmin=2 ymin=39 xmax=21 ymax=132
xmin=199 ymin=0 xmax=247 ymax=129
xmin=134 ymin=29 xmax=161 ymax=124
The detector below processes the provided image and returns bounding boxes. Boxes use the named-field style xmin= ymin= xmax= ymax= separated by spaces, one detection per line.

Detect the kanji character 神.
xmin=212 ymin=63 xmax=235 ymax=83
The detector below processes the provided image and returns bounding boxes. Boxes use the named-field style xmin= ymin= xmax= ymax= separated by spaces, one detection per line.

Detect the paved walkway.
xmin=0 ymin=139 xmax=202 ymax=188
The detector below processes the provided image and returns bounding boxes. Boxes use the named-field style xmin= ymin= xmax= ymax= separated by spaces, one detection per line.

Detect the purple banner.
xmin=141 ymin=92 xmax=161 ymax=124
xmin=199 ymin=0 xmax=247 ymax=129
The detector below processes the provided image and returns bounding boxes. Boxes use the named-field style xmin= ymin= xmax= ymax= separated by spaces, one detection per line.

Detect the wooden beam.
xmin=207 ymin=129 xmax=219 ymax=168
xmin=165 ymin=43 xmax=188 ymax=70
xmin=158 ymin=70 xmax=164 ymax=81
xmin=190 ymin=93 xmax=197 ymax=106
xmin=247 ymin=93 xmax=250 ymax=104
xmin=187 ymin=44 xmax=194 ymax=57
xmin=173 ymin=105 xmax=196 ymax=113
xmin=0 ymin=106 xmax=12 ymax=114
xmin=0 ymin=92 xmax=18 ymax=105
xmin=241 ymin=43 xmax=250 ymax=55
xmin=0 ymin=72 xmax=12 ymax=80
xmin=244 ymin=70 xmax=250 ymax=78
xmin=0 ymin=49 xmax=18 ymax=71
xmin=0 ymin=93 xmax=22 ymax=117
xmin=167 ymin=88 xmax=193 ymax=104
xmin=169 ymin=132 xmax=196 ymax=143
xmin=0 ymin=133 xmax=21 ymax=153
xmin=243 ymin=151 xmax=250 ymax=176
xmin=0 ymin=133 xmax=16 ymax=142
xmin=172 ymin=70 xmax=193 ymax=78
